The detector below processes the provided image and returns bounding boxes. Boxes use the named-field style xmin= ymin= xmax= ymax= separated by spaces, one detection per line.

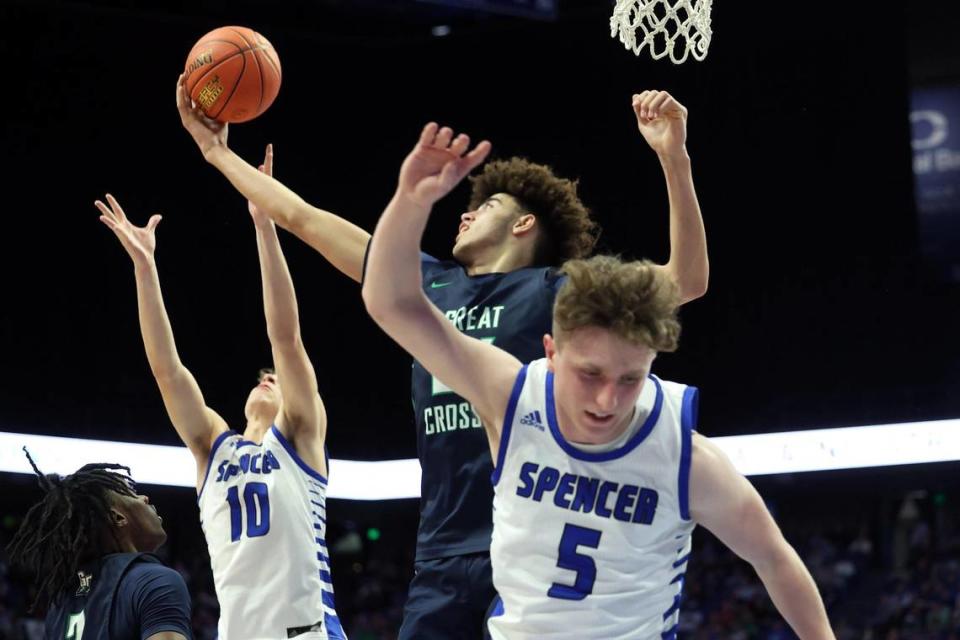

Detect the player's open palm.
xmin=176 ymin=73 xmax=228 ymax=158
xmin=96 ymin=194 xmax=161 ymax=265
xmin=633 ymin=90 xmax=688 ymax=157
xmin=398 ymin=123 xmax=491 ymax=208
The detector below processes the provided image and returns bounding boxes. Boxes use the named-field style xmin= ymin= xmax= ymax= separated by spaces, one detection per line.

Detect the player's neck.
xmin=464 ymin=243 xmax=536 ymax=276
xmin=242 ymin=416 xmax=273 ymax=443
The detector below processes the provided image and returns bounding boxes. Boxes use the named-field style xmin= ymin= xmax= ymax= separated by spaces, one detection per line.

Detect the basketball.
xmin=183 ymin=26 xmax=282 ymax=123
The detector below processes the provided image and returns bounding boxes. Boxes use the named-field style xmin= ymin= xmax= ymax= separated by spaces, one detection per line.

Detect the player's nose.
xmin=595 ymin=383 xmax=618 ymax=412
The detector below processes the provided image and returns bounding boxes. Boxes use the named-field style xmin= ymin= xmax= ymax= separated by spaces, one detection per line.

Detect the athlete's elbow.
xmin=673 ymin=262 xmax=709 ymax=305
xmin=747 ymin=531 xmax=796 ymax=578
xmin=680 ymin=275 xmax=708 ymax=304
xmin=361 ymin=282 xmax=395 ymax=326
xmin=363 ymin=286 xmax=423 ymax=335
xmin=267 ymin=326 xmax=303 ymax=350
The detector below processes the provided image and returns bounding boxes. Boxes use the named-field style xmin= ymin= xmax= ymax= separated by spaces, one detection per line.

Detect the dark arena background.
xmin=2 ymin=1 xmax=960 ymax=638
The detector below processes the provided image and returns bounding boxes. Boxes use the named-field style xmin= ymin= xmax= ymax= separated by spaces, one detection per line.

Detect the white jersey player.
xmin=198 ymin=423 xmax=343 ymax=638
xmin=361 ymin=122 xmax=836 ymax=639
xmin=489 ymin=360 xmax=696 ymax=638
xmin=100 ymin=141 xmax=345 ymax=639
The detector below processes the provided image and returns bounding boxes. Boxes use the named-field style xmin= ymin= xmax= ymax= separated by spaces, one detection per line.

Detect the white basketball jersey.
xmin=197 ymin=425 xmax=346 ymax=640
xmin=488 ymin=359 xmax=698 ymax=640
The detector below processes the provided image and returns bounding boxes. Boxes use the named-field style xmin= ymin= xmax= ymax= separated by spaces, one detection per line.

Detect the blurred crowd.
xmin=1 ymin=488 xmax=957 ymax=639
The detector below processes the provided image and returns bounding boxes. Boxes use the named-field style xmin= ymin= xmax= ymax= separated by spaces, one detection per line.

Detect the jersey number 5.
xmin=226 ymin=482 xmax=271 ymax=542
xmin=548 ymin=523 xmax=602 ymax=601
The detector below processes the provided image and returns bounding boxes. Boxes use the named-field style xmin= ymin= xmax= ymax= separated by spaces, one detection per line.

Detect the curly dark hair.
xmin=468 ymin=157 xmax=599 ymax=266
xmin=7 ymin=448 xmax=138 ymax=610
xmin=554 ymin=255 xmax=681 ymax=352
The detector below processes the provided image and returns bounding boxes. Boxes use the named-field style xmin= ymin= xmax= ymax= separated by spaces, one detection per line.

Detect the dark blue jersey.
xmin=45 ymin=553 xmax=192 ymax=640
xmin=413 ymin=255 xmax=564 ymax=560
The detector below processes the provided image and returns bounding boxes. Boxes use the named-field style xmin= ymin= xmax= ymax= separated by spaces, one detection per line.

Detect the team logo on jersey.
xmin=519 ymin=410 xmax=545 ymax=430
xmin=75 ymin=570 xmax=93 ymax=596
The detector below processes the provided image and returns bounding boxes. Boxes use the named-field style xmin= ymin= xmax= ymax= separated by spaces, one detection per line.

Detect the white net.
xmin=610 ymin=0 xmax=713 ymax=64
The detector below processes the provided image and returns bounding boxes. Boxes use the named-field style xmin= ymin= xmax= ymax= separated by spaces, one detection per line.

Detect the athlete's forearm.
xmin=363 ymin=191 xmax=431 ymax=316
xmin=128 ymin=257 xmax=224 ymax=459
xmin=206 ymin=146 xmax=370 ymax=282
xmin=754 ymin=544 xmax=835 ymax=639
xmin=254 ymin=221 xmax=302 ymax=346
xmin=658 ymin=152 xmax=708 ymax=304
xmin=132 ymin=261 xmax=187 ymax=381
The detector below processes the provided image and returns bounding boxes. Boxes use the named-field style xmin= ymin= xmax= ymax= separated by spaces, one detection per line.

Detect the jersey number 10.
xmin=226 ymin=482 xmax=271 ymax=542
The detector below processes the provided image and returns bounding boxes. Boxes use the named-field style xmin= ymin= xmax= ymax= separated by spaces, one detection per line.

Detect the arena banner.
xmin=911 ymin=85 xmax=960 ymax=281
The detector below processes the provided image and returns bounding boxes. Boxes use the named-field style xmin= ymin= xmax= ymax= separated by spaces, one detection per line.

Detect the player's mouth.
xmin=584 ymin=410 xmax=615 ymax=426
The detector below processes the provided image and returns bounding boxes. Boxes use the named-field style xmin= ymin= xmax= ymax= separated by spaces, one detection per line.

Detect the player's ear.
xmin=544 ymin=333 xmax=557 ymax=371
xmin=512 ymin=213 xmax=536 ymax=237
xmin=109 ymin=507 xmax=128 ymax=529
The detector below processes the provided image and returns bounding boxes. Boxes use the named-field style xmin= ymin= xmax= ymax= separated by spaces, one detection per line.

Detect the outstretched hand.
xmin=176 ymin=73 xmax=228 ymax=158
xmin=633 ymin=90 xmax=688 ymax=158
xmin=397 ymin=123 xmax=491 ymax=208
xmin=96 ymin=194 xmax=162 ymax=265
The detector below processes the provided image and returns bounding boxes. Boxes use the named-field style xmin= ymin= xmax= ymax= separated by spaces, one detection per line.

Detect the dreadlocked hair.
xmin=6 ymin=448 xmax=137 ymax=611
xmin=468 ymin=157 xmax=599 ymax=267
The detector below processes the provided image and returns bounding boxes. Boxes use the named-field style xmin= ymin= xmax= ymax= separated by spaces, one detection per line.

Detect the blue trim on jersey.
xmin=490 ymin=595 xmax=504 ymax=618
xmin=544 ymin=372 xmax=664 ymax=462
xmin=270 ymin=425 xmax=328 ymax=484
xmin=197 ymin=429 xmax=236 ymax=502
xmin=679 ymin=386 xmax=698 ymax=520
xmin=491 ymin=364 xmax=530 ymax=487
xmin=672 ymin=553 xmax=691 ymax=569
xmin=325 ymin=612 xmax=347 ymax=640
xmin=661 ymin=624 xmax=678 ymax=640
xmin=662 ymin=594 xmax=681 ymax=620
xmin=322 ymin=590 xmax=336 ymax=609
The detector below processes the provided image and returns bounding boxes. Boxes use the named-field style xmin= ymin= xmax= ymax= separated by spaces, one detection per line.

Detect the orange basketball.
xmin=183 ymin=26 xmax=282 ymax=123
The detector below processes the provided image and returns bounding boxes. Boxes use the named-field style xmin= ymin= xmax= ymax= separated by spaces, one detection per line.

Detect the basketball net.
xmin=610 ymin=0 xmax=713 ymax=64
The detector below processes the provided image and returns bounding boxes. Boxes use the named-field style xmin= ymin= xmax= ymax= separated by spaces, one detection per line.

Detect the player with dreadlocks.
xmin=7 ymin=448 xmax=192 ymax=640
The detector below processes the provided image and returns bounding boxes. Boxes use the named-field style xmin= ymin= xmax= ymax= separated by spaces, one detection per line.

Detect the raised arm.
xmin=690 ymin=434 xmax=835 ymax=639
xmin=249 ymin=146 xmax=328 ymax=475
xmin=361 ymin=124 xmax=521 ymax=450
xmin=97 ymin=195 xmax=227 ymax=484
xmin=176 ymin=74 xmax=370 ymax=282
xmin=633 ymin=90 xmax=709 ymax=304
